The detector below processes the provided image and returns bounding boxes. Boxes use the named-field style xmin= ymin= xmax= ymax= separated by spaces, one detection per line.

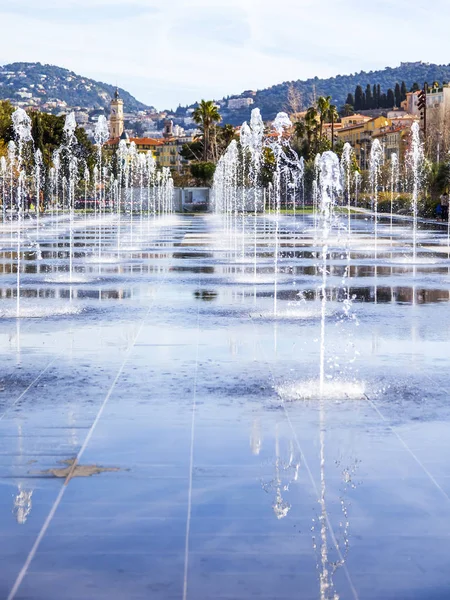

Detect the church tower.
xmin=110 ymin=88 xmax=124 ymax=139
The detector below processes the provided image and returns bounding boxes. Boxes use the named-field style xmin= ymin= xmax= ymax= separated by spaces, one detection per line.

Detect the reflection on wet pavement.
xmin=0 ymin=212 xmax=450 ymax=599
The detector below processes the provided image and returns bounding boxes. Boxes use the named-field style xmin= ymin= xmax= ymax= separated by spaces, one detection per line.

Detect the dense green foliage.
xmin=181 ymin=106 xmax=237 ymax=185
xmin=0 ymin=103 xmax=96 ymax=181
xmin=351 ymin=80 xmax=408 ymax=110
xmin=190 ymin=161 xmax=216 ymax=184
xmin=0 ymin=100 xmax=14 ymax=149
xmin=192 ymin=100 xmax=222 ymax=161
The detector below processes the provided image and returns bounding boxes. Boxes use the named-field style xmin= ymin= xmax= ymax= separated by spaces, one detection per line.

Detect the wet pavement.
xmin=0 ymin=212 xmax=450 ymax=599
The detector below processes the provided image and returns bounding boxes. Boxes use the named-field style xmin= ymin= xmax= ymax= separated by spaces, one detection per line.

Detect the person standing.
xmin=440 ymin=192 xmax=449 ymax=221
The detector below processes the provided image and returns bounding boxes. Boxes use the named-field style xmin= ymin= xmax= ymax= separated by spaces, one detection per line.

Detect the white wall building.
xmin=426 ymin=86 xmax=450 ymax=111
xmin=228 ymin=97 xmax=254 ymax=110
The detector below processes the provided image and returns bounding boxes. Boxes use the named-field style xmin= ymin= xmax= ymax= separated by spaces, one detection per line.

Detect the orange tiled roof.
xmin=372 ymin=126 xmax=408 ymax=138
xmin=342 ymin=114 xmax=369 ymax=120
xmin=106 ymin=137 xmax=165 ymax=146
xmin=338 ymin=122 xmax=366 ymax=132
xmin=131 ymin=137 xmax=164 ymax=146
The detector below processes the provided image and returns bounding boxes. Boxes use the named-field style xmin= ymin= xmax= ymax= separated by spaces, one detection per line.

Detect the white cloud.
xmin=0 ymin=0 xmax=449 ymax=109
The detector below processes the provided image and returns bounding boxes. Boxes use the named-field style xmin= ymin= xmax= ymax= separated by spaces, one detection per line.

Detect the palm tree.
xmin=192 ymin=100 xmax=222 ymax=161
xmin=340 ymin=104 xmax=354 ymax=117
xmin=304 ymin=107 xmax=319 ymax=154
xmin=220 ymin=123 xmax=236 ymax=147
xmin=293 ymin=121 xmax=306 ymax=140
xmin=316 ymin=95 xmax=331 ymax=140
xmin=327 ymin=104 xmax=339 ymax=150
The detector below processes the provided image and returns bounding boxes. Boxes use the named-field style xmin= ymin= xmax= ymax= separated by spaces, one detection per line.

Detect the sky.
xmin=0 ymin=0 xmax=448 ymax=110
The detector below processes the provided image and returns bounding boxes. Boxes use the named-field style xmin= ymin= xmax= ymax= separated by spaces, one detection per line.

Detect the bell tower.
xmin=110 ymin=88 xmax=124 ymax=139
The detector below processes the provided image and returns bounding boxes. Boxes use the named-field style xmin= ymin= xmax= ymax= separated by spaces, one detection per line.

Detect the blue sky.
xmin=0 ymin=0 xmax=448 ymax=109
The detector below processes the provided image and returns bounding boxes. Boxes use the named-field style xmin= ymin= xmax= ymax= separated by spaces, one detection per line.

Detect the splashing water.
xmin=63 ymin=112 xmax=77 ymax=143
xmin=340 ymin=143 xmax=354 ymax=239
xmin=369 ymin=140 xmax=383 ymax=263
xmin=389 ymin=153 xmax=399 ymax=234
xmin=318 ymin=151 xmax=342 ymax=396
xmin=408 ymin=122 xmax=425 ymax=265
xmin=12 ymin=108 xmax=32 ymax=318
xmin=13 ymin=488 xmax=33 ymax=524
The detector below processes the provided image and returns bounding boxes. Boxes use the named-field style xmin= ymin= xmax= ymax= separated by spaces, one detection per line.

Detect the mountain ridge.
xmin=0 ymin=62 xmax=152 ymax=114
xmin=189 ymin=61 xmax=450 ymax=125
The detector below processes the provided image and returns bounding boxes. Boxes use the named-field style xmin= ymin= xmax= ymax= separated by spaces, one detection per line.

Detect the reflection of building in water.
xmin=0 ymin=287 xmax=134 ymax=300
xmin=13 ymin=487 xmax=33 ymax=524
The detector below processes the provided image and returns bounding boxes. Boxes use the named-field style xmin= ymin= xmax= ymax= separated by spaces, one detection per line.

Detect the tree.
xmin=293 ymin=120 xmax=306 ymax=140
xmin=395 ymin=83 xmax=401 ymax=107
xmin=28 ymin=111 xmax=95 ymax=175
xmin=340 ymin=104 xmax=355 ymax=117
xmin=373 ymin=84 xmax=378 ymax=108
xmin=426 ymin=160 xmax=450 ymax=199
xmin=345 ymin=93 xmax=354 ymax=107
xmin=260 ymin=147 xmax=276 ymax=187
xmin=401 ymin=81 xmax=407 ymax=101
xmin=218 ymin=123 xmax=236 ymax=148
xmin=327 ymin=104 xmax=339 ymax=150
xmin=387 ymin=88 xmax=395 ymax=108
xmin=286 ymin=84 xmax=303 ymax=116
xmin=0 ymin=100 xmax=14 ymax=148
xmin=304 ymin=107 xmax=319 ymax=157
xmin=192 ymin=100 xmax=221 ymax=161
xmin=74 ymin=126 xmax=96 ymax=173
xmin=180 ymin=140 xmax=203 ymax=162
xmin=411 ymin=82 xmax=420 ymax=92
xmin=365 ymin=84 xmax=373 ymax=109
xmin=30 ymin=112 xmax=64 ymax=167
xmin=214 ymin=123 xmax=238 ymax=159
xmin=317 ymin=95 xmax=331 ymax=139
xmin=190 ymin=161 xmax=216 ymax=185
xmin=355 ymin=86 xmax=364 ymax=111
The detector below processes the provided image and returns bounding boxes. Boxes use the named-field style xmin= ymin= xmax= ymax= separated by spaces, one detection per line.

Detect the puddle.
xmin=32 ymin=458 xmax=121 ymax=479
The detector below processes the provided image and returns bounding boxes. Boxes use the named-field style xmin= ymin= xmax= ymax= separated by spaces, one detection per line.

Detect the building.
xmin=163 ymin=119 xmax=173 ymax=138
xmin=372 ymin=126 xmax=412 ymax=162
xmin=340 ymin=114 xmax=371 ymax=128
xmin=403 ymin=85 xmax=450 ymax=118
xmin=107 ymin=92 xmax=185 ymax=171
xmin=336 ymin=116 xmax=392 ymax=168
xmin=109 ymin=88 xmax=124 ymax=138
xmin=390 ymin=114 xmax=418 ymax=129
xmin=227 ymin=97 xmax=254 ymax=110
xmin=426 ymin=84 xmax=450 ymax=112
xmin=75 ymin=111 xmax=89 ymax=125
xmin=322 ymin=121 xmax=343 ymax=142
xmin=400 ymin=61 xmax=429 ymax=68
xmin=106 ymin=136 xmax=184 ymax=171
xmin=402 ymin=91 xmax=420 ymax=116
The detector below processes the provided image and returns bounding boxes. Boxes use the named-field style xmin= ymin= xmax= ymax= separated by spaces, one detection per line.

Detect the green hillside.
xmin=0 ymin=62 xmax=151 ymax=113
xmin=217 ymin=62 xmax=450 ymax=124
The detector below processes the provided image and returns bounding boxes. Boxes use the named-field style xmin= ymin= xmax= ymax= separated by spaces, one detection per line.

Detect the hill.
xmin=211 ymin=62 xmax=450 ymax=125
xmin=0 ymin=62 xmax=151 ymax=114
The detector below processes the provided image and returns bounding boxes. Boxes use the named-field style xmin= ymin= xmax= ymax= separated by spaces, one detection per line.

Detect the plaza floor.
xmin=0 ymin=213 xmax=449 ymax=599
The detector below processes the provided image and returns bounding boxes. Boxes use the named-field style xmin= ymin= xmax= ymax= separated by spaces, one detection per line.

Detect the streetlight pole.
xmin=331 ymin=111 xmax=334 ymax=151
